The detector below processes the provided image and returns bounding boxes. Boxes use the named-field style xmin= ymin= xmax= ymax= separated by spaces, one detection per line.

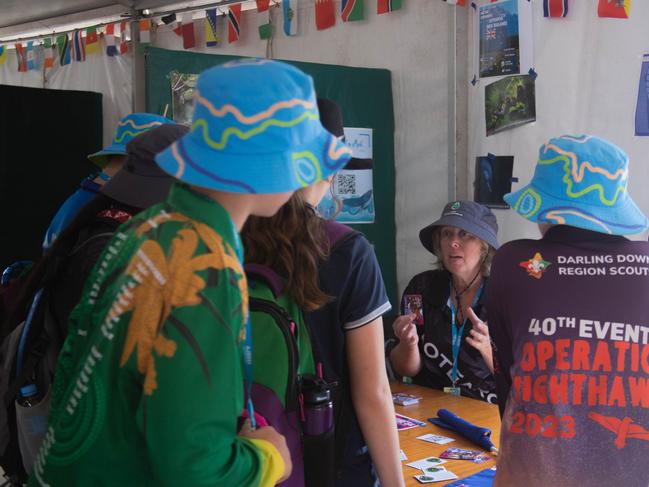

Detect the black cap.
xmin=419 ymin=201 xmax=500 ymax=253
xmin=101 ymin=124 xmax=189 ymax=209
xmin=317 ymin=98 xmax=372 ymax=171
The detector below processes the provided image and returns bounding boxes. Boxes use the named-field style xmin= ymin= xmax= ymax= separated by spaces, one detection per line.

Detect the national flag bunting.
xmin=139 ymin=20 xmax=152 ymax=44
xmin=15 ymin=43 xmax=27 ymax=72
xmin=342 ymin=0 xmax=364 ymax=21
xmin=161 ymin=13 xmax=182 ymax=35
xmin=598 ymin=0 xmax=631 ymax=18
xmin=283 ymin=0 xmax=298 ymax=36
xmin=205 ymin=9 xmax=219 ymax=46
xmin=26 ymin=41 xmax=36 ymax=70
xmin=43 ymin=38 xmax=54 ymax=68
xmin=181 ymin=14 xmax=196 ymax=49
xmin=543 ymin=0 xmax=568 ymax=17
xmin=106 ymin=23 xmax=118 ymax=56
xmin=446 ymin=0 xmax=467 ymax=5
xmin=228 ymin=4 xmax=242 ymax=43
xmin=56 ymin=34 xmax=71 ymax=65
xmin=315 ymin=0 xmax=336 ymax=30
xmin=119 ymin=21 xmax=129 ymax=54
xmin=0 ymin=46 xmax=8 ymax=66
xmin=85 ymin=26 xmax=99 ymax=54
xmin=72 ymin=30 xmax=86 ymax=62
xmin=257 ymin=0 xmax=272 ymax=39
xmin=377 ymin=0 xmax=402 ymax=14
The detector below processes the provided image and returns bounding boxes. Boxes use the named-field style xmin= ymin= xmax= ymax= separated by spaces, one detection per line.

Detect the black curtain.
xmin=0 ymin=85 xmax=102 ymax=269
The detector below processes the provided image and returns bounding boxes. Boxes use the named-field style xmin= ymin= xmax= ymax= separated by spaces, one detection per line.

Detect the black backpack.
xmin=0 ymin=211 xmax=128 ymax=485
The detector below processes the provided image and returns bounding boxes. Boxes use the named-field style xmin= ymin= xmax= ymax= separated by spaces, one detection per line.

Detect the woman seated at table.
xmin=389 ymin=201 xmax=499 ymax=404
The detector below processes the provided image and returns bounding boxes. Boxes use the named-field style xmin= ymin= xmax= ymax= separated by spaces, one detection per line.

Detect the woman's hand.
xmin=464 ymin=308 xmax=494 ymax=374
xmin=392 ymin=314 xmax=419 ymax=347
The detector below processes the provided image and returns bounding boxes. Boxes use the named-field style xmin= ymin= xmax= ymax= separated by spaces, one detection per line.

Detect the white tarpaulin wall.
xmin=45 ymin=46 xmax=132 ymax=146
xmin=467 ymin=0 xmax=649 ymax=244
xmin=0 ymin=41 xmax=132 ymax=147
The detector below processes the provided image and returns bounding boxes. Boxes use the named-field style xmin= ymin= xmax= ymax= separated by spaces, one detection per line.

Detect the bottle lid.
xmin=20 ymin=384 xmax=38 ymax=398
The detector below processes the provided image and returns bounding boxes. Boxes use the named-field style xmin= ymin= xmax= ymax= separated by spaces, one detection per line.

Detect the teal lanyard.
xmin=448 ymin=281 xmax=484 ymax=386
xmin=231 ymin=224 xmax=256 ymax=429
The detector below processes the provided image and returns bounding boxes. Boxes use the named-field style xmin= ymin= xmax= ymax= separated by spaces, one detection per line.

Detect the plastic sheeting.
xmin=0 ymin=39 xmax=132 ymax=146
xmin=46 ymin=42 xmax=132 ymax=146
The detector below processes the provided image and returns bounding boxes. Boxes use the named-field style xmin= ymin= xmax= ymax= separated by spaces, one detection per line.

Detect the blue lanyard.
xmin=231 ymin=224 xmax=256 ymax=429
xmin=448 ymin=281 xmax=484 ymax=386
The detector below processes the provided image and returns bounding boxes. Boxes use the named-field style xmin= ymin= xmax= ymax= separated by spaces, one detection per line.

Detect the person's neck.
xmin=451 ymin=270 xmax=482 ymax=295
xmin=190 ymin=186 xmax=251 ymax=231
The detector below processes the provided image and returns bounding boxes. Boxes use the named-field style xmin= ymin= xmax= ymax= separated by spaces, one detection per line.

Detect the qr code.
xmin=336 ymin=174 xmax=357 ymax=195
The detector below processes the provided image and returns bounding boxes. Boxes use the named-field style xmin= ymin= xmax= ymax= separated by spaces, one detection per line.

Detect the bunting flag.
xmin=377 ymin=0 xmax=402 ymax=14
xmin=447 ymin=0 xmax=467 ymax=5
xmin=0 ymin=46 xmax=7 ymax=66
xmin=71 ymin=30 xmax=86 ymax=62
xmin=598 ymin=0 xmax=631 ymax=18
xmin=43 ymin=38 xmax=54 ymax=68
xmin=139 ymin=19 xmax=152 ymax=44
xmin=105 ymin=23 xmax=118 ymax=56
xmin=119 ymin=21 xmax=129 ymax=54
xmin=161 ymin=13 xmax=182 ymax=35
xmin=283 ymin=0 xmax=298 ymax=36
xmin=56 ymin=34 xmax=71 ymax=65
xmin=205 ymin=8 xmax=219 ymax=46
xmin=85 ymin=26 xmax=99 ymax=54
xmin=257 ymin=0 xmax=272 ymax=39
xmin=315 ymin=0 xmax=336 ymax=30
xmin=26 ymin=41 xmax=36 ymax=70
xmin=15 ymin=43 xmax=27 ymax=72
xmin=228 ymin=4 xmax=242 ymax=43
xmin=635 ymin=54 xmax=649 ymax=136
xmin=341 ymin=0 xmax=364 ymax=21
xmin=543 ymin=0 xmax=568 ymax=17
xmin=181 ymin=14 xmax=196 ymax=49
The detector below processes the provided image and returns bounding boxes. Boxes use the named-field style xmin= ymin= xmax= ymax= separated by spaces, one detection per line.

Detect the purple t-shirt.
xmin=487 ymin=225 xmax=649 ymax=487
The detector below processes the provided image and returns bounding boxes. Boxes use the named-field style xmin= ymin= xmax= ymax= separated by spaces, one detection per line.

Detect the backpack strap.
xmin=244 ymin=263 xmax=285 ymax=299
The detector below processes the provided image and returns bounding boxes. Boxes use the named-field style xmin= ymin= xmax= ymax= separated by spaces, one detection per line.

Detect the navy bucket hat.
xmin=419 ymin=201 xmax=500 ymax=254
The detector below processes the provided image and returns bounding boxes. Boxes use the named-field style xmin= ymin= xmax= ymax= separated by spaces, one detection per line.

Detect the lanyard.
xmin=231 ymin=223 xmax=257 ymax=429
xmin=448 ymin=281 xmax=484 ymax=386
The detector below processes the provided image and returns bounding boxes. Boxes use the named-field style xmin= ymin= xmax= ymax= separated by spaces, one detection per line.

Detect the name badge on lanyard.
xmin=446 ymin=281 xmax=484 ymax=395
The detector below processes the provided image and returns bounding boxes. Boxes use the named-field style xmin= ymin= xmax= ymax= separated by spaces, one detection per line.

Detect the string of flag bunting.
xmin=0 ymin=0 xmax=633 ymax=73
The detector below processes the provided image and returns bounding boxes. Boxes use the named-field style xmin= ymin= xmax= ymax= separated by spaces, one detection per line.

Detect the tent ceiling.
xmin=0 ymin=0 xmax=207 ymax=29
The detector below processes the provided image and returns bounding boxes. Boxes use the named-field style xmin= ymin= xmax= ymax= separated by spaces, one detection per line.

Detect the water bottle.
xmin=302 ymin=376 xmax=334 ymax=436
xmin=301 ymin=375 xmax=337 ymax=487
xmin=18 ymin=384 xmax=41 ymax=408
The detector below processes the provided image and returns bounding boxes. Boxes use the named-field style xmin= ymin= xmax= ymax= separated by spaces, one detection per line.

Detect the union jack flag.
xmin=486 ymin=29 xmax=497 ymax=40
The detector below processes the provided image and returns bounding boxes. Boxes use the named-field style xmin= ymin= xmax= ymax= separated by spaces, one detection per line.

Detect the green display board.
xmin=145 ymin=47 xmax=397 ymax=308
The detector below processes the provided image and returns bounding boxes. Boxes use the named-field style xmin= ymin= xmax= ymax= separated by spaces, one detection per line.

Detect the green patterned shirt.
xmin=30 ymin=183 xmax=283 ymax=486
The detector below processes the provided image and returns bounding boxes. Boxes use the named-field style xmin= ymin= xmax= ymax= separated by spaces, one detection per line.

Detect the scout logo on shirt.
xmin=519 ymin=252 xmax=551 ymax=279
xmin=588 ymin=412 xmax=649 ymax=449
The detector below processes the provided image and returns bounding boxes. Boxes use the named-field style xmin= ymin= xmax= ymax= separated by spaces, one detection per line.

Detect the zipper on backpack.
xmin=249 ymin=298 xmax=299 ymax=410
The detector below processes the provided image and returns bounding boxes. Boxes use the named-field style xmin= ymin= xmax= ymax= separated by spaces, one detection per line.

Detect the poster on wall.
xmin=170 ymin=71 xmax=198 ymax=125
xmin=635 ymin=54 xmax=649 ymax=136
xmin=317 ymin=128 xmax=375 ymax=224
xmin=485 ymin=74 xmax=536 ymax=136
xmin=478 ymin=0 xmax=533 ymax=79
xmin=473 ymin=155 xmax=514 ymax=208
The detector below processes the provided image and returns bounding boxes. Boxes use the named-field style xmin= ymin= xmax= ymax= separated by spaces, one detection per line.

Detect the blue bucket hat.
xmin=88 ymin=113 xmax=174 ymax=168
xmin=505 ymin=134 xmax=648 ymax=235
xmin=419 ymin=201 xmax=500 ymax=253
xmin=155 ymin=59 xmax=353 ymax=193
